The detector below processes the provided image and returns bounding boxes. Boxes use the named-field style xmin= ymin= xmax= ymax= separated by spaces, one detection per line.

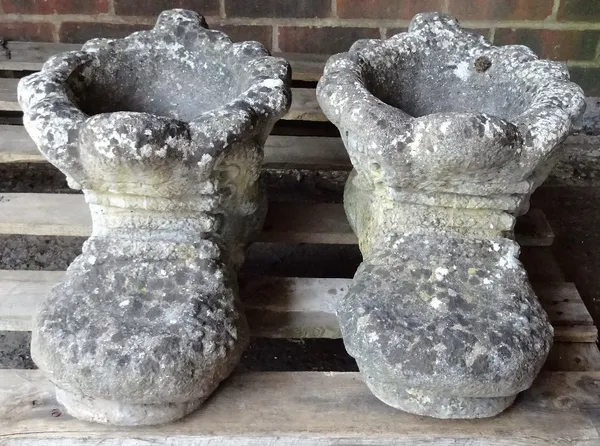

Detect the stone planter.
xmin=18 ymin=9 xmax=291 ymax=425
xmin=317 ymin=13 xmax=585 ymax=419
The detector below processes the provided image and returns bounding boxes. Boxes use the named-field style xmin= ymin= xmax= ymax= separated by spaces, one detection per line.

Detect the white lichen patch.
xmin=434 ymin=267 xmax=449 ymax=281
xmin=430 ymin=297 xmax=443 ymax=309
xmin=454 ymin=60 xmax=471 ymax=81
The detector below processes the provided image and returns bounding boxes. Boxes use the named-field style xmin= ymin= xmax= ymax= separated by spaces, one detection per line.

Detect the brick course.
xmin=494 ymin=29 xmax=600 ymax=61
xmin=0 ymin=22 xmax=55 ymax=41
xmin=337 ymin=0 xmax=445 ymax=20
xmin=216 ymin=24 xmax=273 ymax=50
xmin=448 ymin=0 xmax=554 ymax=21
xmin=279 ymin=26 xmax=380 ymax=54
xmin=225 ymin=0 xmax=331 ymax=19
xmin=0 ymin=0 xmax=598 ymax=93
xmin=114 ymin=0 xmax=220 ymax=17
xmin=558 ymin=0 xmax=600 ymax=22
xmin=1 ymin=0 xmax=109 ymax=14
xmin=59 ymin=22 xmax=152 ymax=43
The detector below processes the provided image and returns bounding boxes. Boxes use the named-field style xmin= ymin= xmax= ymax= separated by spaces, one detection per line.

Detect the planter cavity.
xmin=317 ymin=13 xmax=585 ymax=418
xmin=18 ymin=9 xmax=291 ymax=425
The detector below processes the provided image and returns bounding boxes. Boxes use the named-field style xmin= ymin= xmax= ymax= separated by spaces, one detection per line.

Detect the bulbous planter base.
xmin=363 ymin=376 xmax=517 ymax=419
xmin=31 ymin=236 xmax=250 ymax=424
xmin=56 ymin=388 xmax=206 ymax=426
xmin=337 ymin=232 xmax=553 ymax=418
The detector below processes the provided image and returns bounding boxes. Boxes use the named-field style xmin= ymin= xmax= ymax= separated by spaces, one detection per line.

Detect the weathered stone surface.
xmin=317 ymin=13 xmax=585 ymax=418
xmin=18 ymin=9 xmax=291 ymax=425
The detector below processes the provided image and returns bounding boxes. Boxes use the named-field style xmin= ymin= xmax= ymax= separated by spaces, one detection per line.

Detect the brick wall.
xmin=1 ymin=0 xmax=599 ymax=93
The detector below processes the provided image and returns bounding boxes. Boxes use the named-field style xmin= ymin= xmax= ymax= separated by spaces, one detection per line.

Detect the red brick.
xmin=558 ymin=0 xmax=600 ymax=22
xmin=59 ymin=22 xmax=153 ymax=43
xmin=278 ymin=26 xmax=380 ymax=54
xmin=494 ymin=28 xmax=600 ymax=61
xmin=115 ymin=0 xmax=220 ymax=17
xmin=0 ymin=21 xmax=56 ymax=41
xmin=338 ymin=0 xmax=445 ymax=20
xmin=448 ymin=0 xmax=553 ymax=21
xmin=226 ymin=0 xmax=331 ymax=18
xmin=215 ymin=25 xmax=273 ymax=51
xmin=1 ymin=0 xmax=108 ymax=14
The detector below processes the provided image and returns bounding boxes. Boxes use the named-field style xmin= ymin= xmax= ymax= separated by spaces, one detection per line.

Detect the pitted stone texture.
xmin=339 ymin=233 xmax=551 ymax=418
xmin=317 ymin=13 xmax=585 ymax=418
xmin=18 ymin=9 xmax=291 ymax=425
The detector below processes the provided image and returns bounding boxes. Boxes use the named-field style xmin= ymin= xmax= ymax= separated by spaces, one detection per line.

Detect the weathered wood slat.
xmin=263 ymin=134 xmax=349 ymax=169
xmin=284 ymin=87 xmax=326 ymax=121
xmin=0 ymin=127 xmax=351 ymax=170
xmin=0 ymin=124 xmax=41 ymax=163
xmin=0 ymin=42 xmax=80 ymax=71
xmin=0 ymin=369 xmax=599 ymax=445
xmin=545 ymin=342 xmax=600 ymax=371
xmin=0 ymin=77 xmax=21 ymax=111
xmin=1 ymin=271 xmax=595 ymax=343
xmin=3 ymin=123 xmax=599 ymax=173
xmin=3 ymin=41 xmax=600 ymax=132
xmin=553 ymin=325 xmax=599 ymax=343
xmin=0 ymin=42 xmax=327 ymax=81
xmin=0 ymin=78 xmax=326 ymax=120
xmin=0 ymin=193 xmax=554 ymax=246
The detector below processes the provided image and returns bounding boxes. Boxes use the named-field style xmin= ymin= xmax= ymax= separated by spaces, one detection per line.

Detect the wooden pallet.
xmin=1 ymin=369 xmax=600 ymax=445
xmin=1 ymin=41 xmax=599 ymax=444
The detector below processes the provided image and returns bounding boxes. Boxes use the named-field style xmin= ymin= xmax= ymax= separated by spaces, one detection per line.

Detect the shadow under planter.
xmin=17 ymin=9 xmax=291 ymax=425
xmin=317 ymin=13 xmax=586 ymax=418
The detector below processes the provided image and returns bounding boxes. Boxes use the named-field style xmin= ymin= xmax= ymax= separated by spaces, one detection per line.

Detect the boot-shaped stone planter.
xmin=317 ymin=13 xmax=585 ymax=419
xmin=18 ymin=9 xmax=291 ymax=425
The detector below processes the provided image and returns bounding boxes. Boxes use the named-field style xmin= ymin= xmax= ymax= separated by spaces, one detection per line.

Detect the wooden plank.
xmin=282 ymin=87 xmax=325 ymax=121
xmin=3 ymin=123 xmax=599 ymax=174
xmin=554 ymin=326 xmax=599 ymax=343
xmin=534 ymin=282 xmax=595 ymax=326
xmin=0 ymin=78 xmax=325 ymax=121
xmin=0 ymin=42 xmax=79 ymax=71
xmin=0 ymin=42 xmax=327 ymax=81
xmin=277 ymin=51 xmax=327 ymax=82
xmin=0 ymin=369 xmax=599 ymax=445
xmin=262 ymin=135 xmax=350 ymax=170
xmin=0 ymin=126 xmax=350 ymax=169
xmin=258 ymin=202 xmax=356 ymax=244
xmin=0 ymin=193 xmax=90 ymax=237
xmin=0 ymin=270 xmax=61 ymax=331
xmin=2 ymin=42 xmax=599 ymax=131
xmin=0 ymin=194 xmax=555 ymax=246
xmin=0 ymin=124 xmax=43 ymax=163
xmin=545 ymin=342 xmax=600 ymax=371
xmin=0 ymin=78 xmax=20 ymax=111
xmin=1 ymin=272 xmax=595 ymax=343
